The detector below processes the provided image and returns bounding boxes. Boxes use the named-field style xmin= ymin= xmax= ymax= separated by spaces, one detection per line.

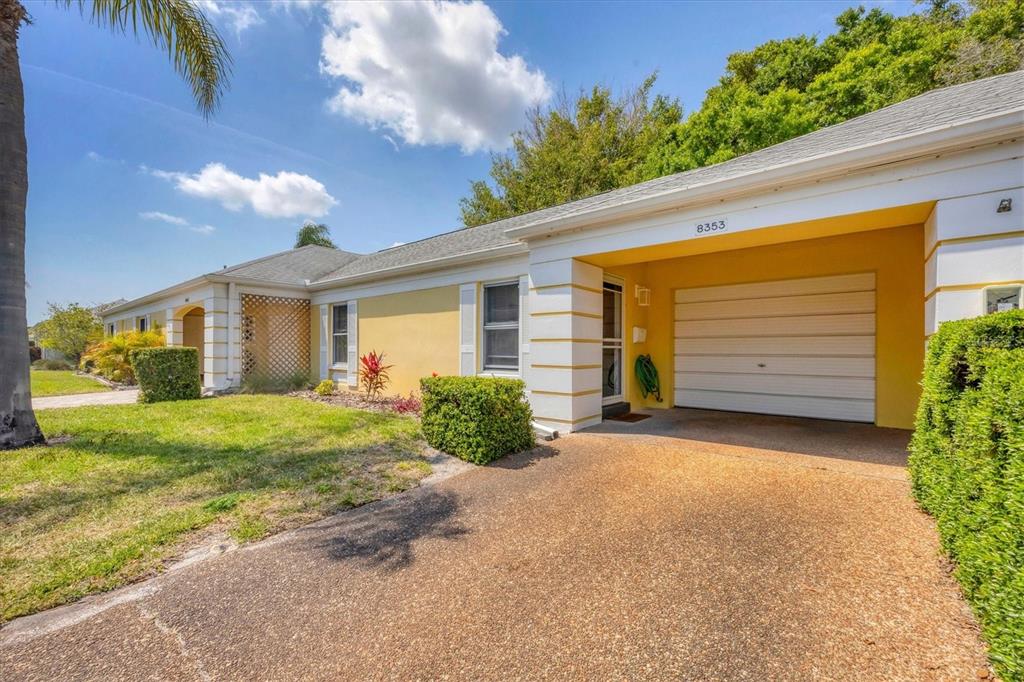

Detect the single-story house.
xmin=102 ymin=71 xmax=1024 ymax=432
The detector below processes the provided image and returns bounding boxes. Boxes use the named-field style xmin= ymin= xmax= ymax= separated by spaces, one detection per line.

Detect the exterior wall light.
xmin=635 ymin=284 xmax=651 ymax=306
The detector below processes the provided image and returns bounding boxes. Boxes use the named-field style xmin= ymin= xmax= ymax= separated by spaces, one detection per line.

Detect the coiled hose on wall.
xmin=634 ymin=354 xmax=663 ymax=402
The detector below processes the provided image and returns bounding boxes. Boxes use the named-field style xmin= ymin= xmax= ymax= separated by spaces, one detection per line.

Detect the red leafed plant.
xmin=359 ymin=350 xmax=393 ymax=399
xmin=391 ymin=392 xmax=421 ymax=414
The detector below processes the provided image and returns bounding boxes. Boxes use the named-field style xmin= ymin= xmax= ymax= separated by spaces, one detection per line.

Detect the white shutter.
xmin=319 ymin=304 xmax=329 ymax=380
xmin=459 ymin=283 xmax=476 ymax=376
xmin=519 ymin=274 xmax=529 ymax=383
xmin=347 ymin=300 xmax=358 ymax=387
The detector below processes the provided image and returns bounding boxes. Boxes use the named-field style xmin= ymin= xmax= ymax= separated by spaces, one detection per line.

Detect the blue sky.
xmin=22 ymin=0 xmax=915 ymax=323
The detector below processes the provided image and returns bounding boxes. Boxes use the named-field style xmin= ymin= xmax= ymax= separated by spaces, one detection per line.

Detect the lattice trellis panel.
xmin=240 ymin=294 xmax=310 ymax=382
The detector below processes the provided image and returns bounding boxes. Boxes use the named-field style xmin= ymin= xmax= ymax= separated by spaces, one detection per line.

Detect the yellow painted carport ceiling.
xmin=580 ymin=202 xmax=935 ymax=268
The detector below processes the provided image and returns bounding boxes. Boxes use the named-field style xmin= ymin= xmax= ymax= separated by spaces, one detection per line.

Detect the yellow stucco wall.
xmin=357 ymin=285 xmax=460 ymax=395
xmin=151 ymin=310 xmax=166 ymax=331
xmin=605 ymin=224 xmax=924 ymax=429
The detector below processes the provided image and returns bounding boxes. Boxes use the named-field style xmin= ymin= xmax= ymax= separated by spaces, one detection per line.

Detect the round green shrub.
xmin=314 ymin=379 xmax=336 ymax=396
xmin=419 ymin=376 xmax=533 ymax=464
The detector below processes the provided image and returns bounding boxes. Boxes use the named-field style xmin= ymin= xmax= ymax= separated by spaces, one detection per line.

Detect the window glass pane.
xmin=602 ymin=347 xmax=621 ymax=398
xmin=602 ymin=288 xmax=621 ymax=339
xmin=333 ymin=334 xmax=347 ymax=364
xmin=333 ymin=304 xmax=347 ymax=333
xmin=484 ymin=283 xmax=519 ymax=324
xmin=138 ymin=318 xmax=147 ymax=332
xmin=986 ymin=287 xmax=1021 ymax=314
xmin=484 ymin=328 xmax=518 ymax=369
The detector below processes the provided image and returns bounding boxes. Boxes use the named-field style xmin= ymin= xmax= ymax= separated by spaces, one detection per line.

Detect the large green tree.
xmin=463 ymin=0 xmax=1022 ymax=226
xmin=1 ymin=0 xmax=230 ymax=449
xmin=32 ymin=302 xmax=103 ymax=363
xmin=460 ymin=75 xmax=682 ymax=227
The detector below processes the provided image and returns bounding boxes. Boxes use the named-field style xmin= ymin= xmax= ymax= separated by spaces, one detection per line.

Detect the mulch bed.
xmin=289 ymin=390 xmax=418 ymax=416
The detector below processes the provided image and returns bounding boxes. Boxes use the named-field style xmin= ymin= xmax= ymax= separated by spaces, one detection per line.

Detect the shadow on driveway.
xmin=315 ymin=489 xmax=470 ymax=571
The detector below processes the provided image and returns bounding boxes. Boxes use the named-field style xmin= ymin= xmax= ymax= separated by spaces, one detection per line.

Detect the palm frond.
xmin=61 ymin=0 xmax=231 ymax=117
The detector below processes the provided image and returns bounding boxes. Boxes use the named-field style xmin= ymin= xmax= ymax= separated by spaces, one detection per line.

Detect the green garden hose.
xmin=634 ymin=354 xmax=663 ymax=402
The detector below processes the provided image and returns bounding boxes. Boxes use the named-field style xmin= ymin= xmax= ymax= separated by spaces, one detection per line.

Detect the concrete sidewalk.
xmin=33 ymin=389 xmax=139 ymax=410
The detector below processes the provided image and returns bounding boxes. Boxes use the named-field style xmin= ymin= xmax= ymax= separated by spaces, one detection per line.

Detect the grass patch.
xmin=30 ymin=370 xmax=109 ymax=397
xmin=0 ymin=395 xmax=429 ymax=623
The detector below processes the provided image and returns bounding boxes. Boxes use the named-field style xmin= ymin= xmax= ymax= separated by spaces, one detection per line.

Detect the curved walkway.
xmin=0 ymin=410 xmax=988 ymax=680
xmin=32 ymin=389 xmax=139 ymax=410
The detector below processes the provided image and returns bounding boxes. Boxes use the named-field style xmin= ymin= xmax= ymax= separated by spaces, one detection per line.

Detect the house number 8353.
xmin=694 ymin=218 xmax=728 ymax=235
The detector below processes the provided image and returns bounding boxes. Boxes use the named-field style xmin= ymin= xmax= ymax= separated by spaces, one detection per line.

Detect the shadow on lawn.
xmin=2 ymin=426 xmax=415 ymax=534
xmin=313 ymin=488 xmax=469 ymax=571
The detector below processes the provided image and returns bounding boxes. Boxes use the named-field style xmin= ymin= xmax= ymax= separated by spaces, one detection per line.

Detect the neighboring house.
xmin=102 ymin=72 xmax=1024 ymax=433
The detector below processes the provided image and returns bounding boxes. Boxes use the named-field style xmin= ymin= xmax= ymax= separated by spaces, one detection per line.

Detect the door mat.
xmin=607 ymin=413 xmax=650 ymax=423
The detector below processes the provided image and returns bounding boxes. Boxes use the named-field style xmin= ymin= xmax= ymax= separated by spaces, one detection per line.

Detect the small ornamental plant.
xmin=314 ymin=379 xmax=335 ymax=396
xmin=392 ymin=392 xmax=421 ymax=415
xmin=359 ymin=350 xmax=393 ymax=400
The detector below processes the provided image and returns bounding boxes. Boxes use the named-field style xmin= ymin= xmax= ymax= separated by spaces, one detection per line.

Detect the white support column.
xmin=203 ymin=287 xmax=230 ymax=390
xmin=164 ymin=307 xmax=181 ymax=346
xmin=925 ymin=188 xmax=1024 ymax=336
xmin=527 ymin=258 xmax=604 ymax=432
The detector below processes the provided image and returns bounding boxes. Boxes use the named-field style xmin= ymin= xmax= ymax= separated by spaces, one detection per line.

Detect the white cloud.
xmin=139 ymin=211 xmax=188 ymax=226
xmin=320 ymin=1 xmax=551 ymax=153
xmin=196 ymin=1 xmax=263 ymax=36
xmin=139 ymin=210 xmax=215 ymax=237
xmin=150 ymin=162 xmax=337 ymax=218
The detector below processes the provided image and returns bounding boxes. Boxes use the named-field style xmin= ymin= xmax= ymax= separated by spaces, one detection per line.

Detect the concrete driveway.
xmin=0 ymin=409 xmax=988 ymax=680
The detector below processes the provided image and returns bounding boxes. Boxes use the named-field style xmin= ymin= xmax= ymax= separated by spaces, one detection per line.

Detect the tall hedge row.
xmin=420 ymin=376 xmax=534 ymax=464
xmin=130 ymin=347 xmax=201 ymax=403
xmin=909 ymin=310 xmax=1024 ymax=680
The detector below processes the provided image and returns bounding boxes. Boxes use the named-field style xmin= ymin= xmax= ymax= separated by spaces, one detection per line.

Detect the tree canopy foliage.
xmin=294 ymin=222 xmax=337 ymax=248
xmin=32 ymin=303 xmax=103 ymax=363
xmin=461 ymin=0 xmax=1023 ymax=227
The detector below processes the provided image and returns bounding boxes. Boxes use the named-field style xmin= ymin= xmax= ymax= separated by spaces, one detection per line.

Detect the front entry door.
xmin=602 ymin=280 xmax=624 ymax=404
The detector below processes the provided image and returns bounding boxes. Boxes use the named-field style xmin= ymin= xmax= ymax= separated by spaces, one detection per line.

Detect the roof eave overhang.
xmin=99 ymin=274 xmax=310 ymax=316
xmin=309 ymin=242 xmax=528 ymax=291
xmin=503 ymin=108 xmax=1024 ymax=242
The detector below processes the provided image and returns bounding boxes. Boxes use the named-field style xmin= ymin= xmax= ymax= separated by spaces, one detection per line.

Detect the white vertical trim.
xmin=519 ymin=274 xmax=529 ymax=385
xmin=226 ymin=282 xmax=237 ymax=386
xmin=459 ymin=283 xmax=477 ymax=376
xmin=346 ymin=300 xmax=358 ymax=387
xmin=319 ymin=304 xmax=328 ymax=380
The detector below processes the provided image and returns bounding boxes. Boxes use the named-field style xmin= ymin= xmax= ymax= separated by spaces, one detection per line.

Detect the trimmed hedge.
xmin=909 ymin=309 xmax=1024 ymax=680
xmin=130 ymin=347 xmax=201 ymax=403
xmin=420 ymin=376 xmax=534 ymax=464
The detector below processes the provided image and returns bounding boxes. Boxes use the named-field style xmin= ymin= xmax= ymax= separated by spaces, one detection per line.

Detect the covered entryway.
xmin=673 ymin=273 xmax=876 ymax=422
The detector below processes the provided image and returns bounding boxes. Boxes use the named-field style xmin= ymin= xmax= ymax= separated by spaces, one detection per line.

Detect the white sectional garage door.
xmin=673 ymin=273 xmax=876 ymax=422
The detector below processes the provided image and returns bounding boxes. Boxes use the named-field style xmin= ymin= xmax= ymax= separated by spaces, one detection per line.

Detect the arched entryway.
xmin=175 ymin=304 xmax=205 ymax=384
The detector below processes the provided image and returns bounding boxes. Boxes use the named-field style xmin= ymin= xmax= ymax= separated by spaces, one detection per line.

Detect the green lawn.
xmin=31 ymin=370 xmax=110 ymax=397
xmin=0 ymin=395 xmax=429 ymax=623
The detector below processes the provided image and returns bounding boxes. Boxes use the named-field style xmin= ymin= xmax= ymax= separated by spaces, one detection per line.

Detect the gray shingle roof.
xmin=217 ymin=245 xmax=361 ymax=286
xmin=313 ymin=70 xmax=1023 ymax=285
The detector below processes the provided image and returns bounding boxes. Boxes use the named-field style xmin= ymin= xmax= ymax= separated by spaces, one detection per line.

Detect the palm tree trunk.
xmin=0 ymin=0 xmax=43 ymax=449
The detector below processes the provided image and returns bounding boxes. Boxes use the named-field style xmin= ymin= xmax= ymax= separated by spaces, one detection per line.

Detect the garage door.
xmin=673 ymin=273 xmax=875 ymax=422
